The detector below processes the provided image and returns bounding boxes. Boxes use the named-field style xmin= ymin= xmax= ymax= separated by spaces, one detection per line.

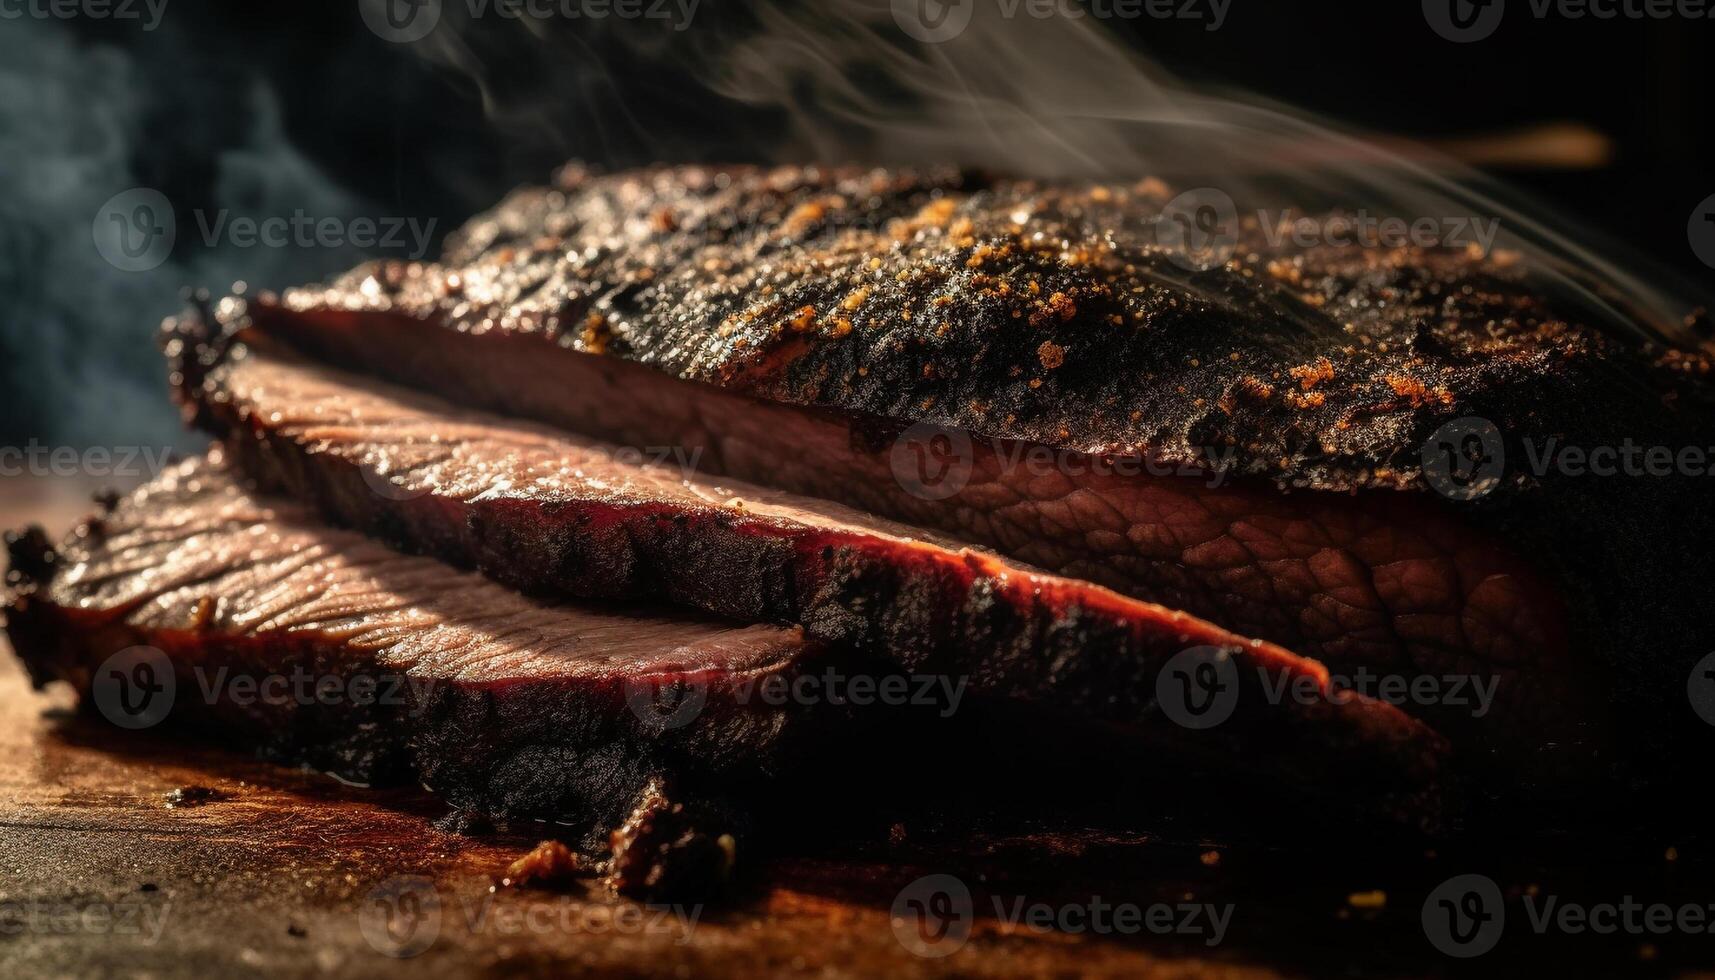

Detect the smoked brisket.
xmin=4 ymin=454 xmax=1452 ymax=835
xmin=203 ymin=165 xmax=1715 ymax=806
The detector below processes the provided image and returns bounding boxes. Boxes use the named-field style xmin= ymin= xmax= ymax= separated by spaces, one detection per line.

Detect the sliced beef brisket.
xmin=4 ymin=454 xmax=1452 ymax=836
xmin=173 ymin=324 xmax=1607 ymax=804
xmin=212 ymin=164 xmax=1714 ymax=804
xmin=2 ymin=453 xmax=820 ymax=836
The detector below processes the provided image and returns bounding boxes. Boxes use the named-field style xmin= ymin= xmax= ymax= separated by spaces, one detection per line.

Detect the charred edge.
xmin=604 ymin=775 xmax=738 ymax=903
xmin=161 ymin=290 xmax=246 ymax=422
xmin=3 ymin=526 xmax=57 ymax=592
xmin=92 ymin=487 xmax=122 ymax=515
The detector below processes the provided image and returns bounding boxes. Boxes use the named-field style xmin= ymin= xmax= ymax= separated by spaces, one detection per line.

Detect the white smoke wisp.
xmin=0 ymin=20 xmax=376 ymax=449
xmin=404 ymin=0 xmax=1705 ymax=347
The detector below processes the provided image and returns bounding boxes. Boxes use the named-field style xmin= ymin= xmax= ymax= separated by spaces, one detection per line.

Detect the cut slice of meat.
xmin=4 ymin=454 xmax=1451 ymax=835
xmin=1 ymin=452 xmax=823 ymax=835
xmin=213 ymin=165 xmax=1715 ymax=806
xmin=165 ymin=328 xmax=1463 ymax=820
xmin=178 ymin=301 xmax=1595 ymax=796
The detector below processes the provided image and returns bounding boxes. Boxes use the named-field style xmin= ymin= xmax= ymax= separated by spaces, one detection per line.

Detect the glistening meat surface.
xmin=5 ymin=454 xmax=1451 ymax=834
xmin=163 ymin=337 xmax=1451 ymax=827
xmin=264 ymin=164 xmax=1715 ymax=491
xmin=217 ymin=163 xmax=1715 ymax=799
xmin=1 ymin=452 xmax=820 ymax=835
xmin=210 ymin=300 xmax=1602 ymax=788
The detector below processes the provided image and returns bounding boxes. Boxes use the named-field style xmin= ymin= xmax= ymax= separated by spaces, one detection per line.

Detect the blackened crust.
xmin=261 ymin=164 xmax=1713 ymax=493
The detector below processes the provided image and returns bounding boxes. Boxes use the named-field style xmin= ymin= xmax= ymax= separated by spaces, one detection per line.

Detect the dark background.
xmin=2 ymin=0 xmax=1711 ymax=449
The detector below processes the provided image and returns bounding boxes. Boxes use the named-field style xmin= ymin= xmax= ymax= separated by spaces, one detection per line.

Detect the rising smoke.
xmin=1 ymin=16 xmax=388 ymax=449
xmin=405 ymin=0 xmax=1705 ymax=347
xmin=5 ymin=1 xmax=1706 ymax=452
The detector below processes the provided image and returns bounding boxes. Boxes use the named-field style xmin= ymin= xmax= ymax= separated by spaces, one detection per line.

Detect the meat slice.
xmin=216 ymin=164 xmax=1715 ymax=802
xmin=4 ymin=454 xmax=1451 ymax=834
xmin=1 ymin=452 xmax=822 ymax=834
xmin=164 ymin=334 xmax=1454 ymax=820
xmin=193 ymin=299 xmax=1604 ymax=793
